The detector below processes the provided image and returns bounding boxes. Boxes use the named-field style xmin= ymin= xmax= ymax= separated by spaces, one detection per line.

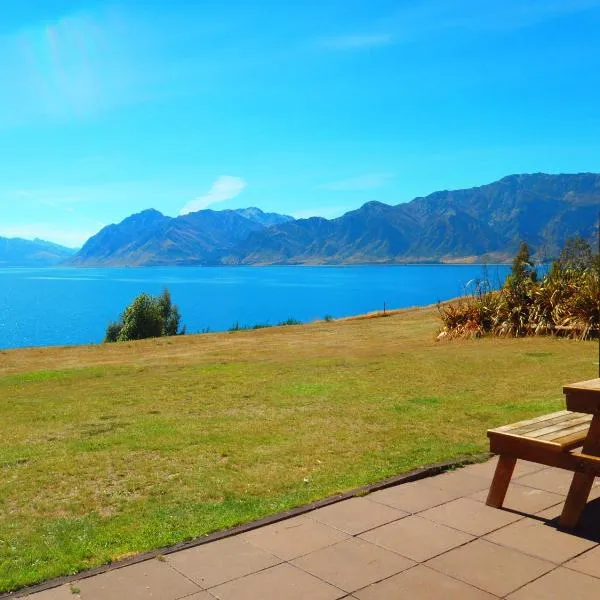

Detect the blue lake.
xmin=0 ymin=265 xmax=511 ymax=350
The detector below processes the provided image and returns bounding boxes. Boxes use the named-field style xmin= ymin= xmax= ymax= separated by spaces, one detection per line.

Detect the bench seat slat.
xmin=494 ymin=410 xmax=569 ymax=432
xmin=527 ymin=415 xmax=593 ymax=439
xmin=501 ymin=412 xmax=586 ymax=436
xmin=488 ymin=411 xmax=592 ymax=453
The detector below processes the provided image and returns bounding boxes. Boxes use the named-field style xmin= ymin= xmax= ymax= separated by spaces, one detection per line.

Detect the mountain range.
xmin=4 ymin=173 xmax=599 ymax=267
xmin=68 ymin=208 xmax=294 ymax=266
xmin=0 ymin=237 xmax=76 ymax=267
xmin=70 ymin=173 xmax=599 ymax=266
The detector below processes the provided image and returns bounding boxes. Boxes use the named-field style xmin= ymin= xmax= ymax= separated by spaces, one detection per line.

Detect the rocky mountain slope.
xmin=68 ymin=173 xmax=599 ymax=266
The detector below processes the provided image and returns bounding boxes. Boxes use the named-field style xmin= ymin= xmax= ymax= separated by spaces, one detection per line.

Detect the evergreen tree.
xmin=508 ymin=241 xmax=537 ymax=288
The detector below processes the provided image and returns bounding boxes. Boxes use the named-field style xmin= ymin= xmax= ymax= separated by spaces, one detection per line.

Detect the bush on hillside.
xmin=438 ymin=237 xmax=599 ymax=340
xmin=105 ymin=289 xmax=185 ymax=342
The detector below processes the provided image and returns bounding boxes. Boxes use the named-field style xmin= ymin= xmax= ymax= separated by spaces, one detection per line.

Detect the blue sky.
xmin=1 ymin=0 xmax=600 ymax=247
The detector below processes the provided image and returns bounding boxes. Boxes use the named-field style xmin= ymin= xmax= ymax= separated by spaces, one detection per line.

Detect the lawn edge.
xmin=2 ymin=452 xmax=491 ymax=598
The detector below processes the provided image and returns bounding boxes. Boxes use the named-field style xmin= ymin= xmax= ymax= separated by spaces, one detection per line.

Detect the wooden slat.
xmin=510 ymin=413 xmax=590 ymax=437
xmin=493 ymin=410 xmax=569 ymax=433
xmin=489 ymin=431 xmax=569 ymax=453
xmin=535 ymin=421 xmax=592 ymax=442
xmin=551 ymin=430 xmax=589 ymax=450
xmin=575 ymin=452 xmax=600 ymax=468
xmin=527 ymin=415 xmax=593 ymax=440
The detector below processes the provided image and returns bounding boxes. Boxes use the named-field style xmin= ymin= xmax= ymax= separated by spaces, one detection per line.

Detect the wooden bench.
xmin=486 ymin=410 xmax=600 ymax=524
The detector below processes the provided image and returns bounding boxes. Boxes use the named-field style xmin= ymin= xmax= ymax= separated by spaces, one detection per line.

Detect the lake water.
xmin=0 ymin=265 xmax=511 ymax=350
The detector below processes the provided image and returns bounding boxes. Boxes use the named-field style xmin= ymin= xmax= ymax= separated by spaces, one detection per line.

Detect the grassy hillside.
xmin=0 ymin=306 xmax=596 ymax=592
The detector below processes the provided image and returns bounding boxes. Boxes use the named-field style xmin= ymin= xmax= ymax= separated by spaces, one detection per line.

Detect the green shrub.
xmin=105 ymin=289 xmax=184 ymax=343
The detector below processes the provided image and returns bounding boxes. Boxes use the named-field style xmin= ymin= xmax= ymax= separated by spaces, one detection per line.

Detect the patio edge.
xmin=2 ymin=452 xmax=491 ymax=598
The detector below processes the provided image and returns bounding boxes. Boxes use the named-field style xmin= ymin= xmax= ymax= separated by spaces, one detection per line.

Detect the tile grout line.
xmin=421 ymin=537 xmax=555 ymax=599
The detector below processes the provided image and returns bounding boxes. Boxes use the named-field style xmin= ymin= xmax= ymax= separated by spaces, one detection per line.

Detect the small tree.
xmin=157 ymin=289 xmax=182 ymax=336
xmin=507 ymin=241 xmax=537 ymax=288
xmin=556 ymin=236 xmax=594 ymax=272
xmin=105 ymin=289 xmax=184 ymax=343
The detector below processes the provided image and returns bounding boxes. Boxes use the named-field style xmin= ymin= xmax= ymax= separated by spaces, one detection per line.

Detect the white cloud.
xmin=319 ymin=173 xmax=395 ymax=191
xmin=318 ymin=34 xmax=393 ymax=51
xmin=180 ymin=176 xmax=247 ymax=215
xmin=0 ymin=224 xmax=96 ymax=248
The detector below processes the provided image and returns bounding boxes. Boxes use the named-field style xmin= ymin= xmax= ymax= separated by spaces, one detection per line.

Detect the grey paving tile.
xmin=244 ymin=515 xmax=348 ymax=561
xmin=359 ymin=515 xmax=473 ymax=562
xmin=26 ymin=585 xmax=79 ymax=599
xmin=485 ymin=513 xmax=597 ymax=563
xmin=209 ymin=563 xmax=345 ymax=600
xmin=420 ymin=496 xmax=522 ymax=535
xmin=75 ymin=559 xmax=201 ymax=599
xmin=535 ymin=497 xmax=600 ymax=535
xmin=463 ymin=456 xmax=544 ymax=480
xmin=470 ymin=482 xmax=564 ymax=514
xmin=516 ymin=467 xmax=595 ymax=495
xmin=565 ymin=545 xmax=600 ymax=578
xmin=421 ymin=470 xmax=491 ymax=495
xmin=167 ymin=535 xmax=280 ymax=588
xmin=291 ymin=537 xmax=414 ymax=592
xmin=507 ymin=566 xmax=600 ymax=599
xmin=368 ymin=480 xmax=461 ymax=513
xmin=353 ymin=564 xmax=497 ymax=600
xmin=426 ymin=539 xmax=554 ymax=597
xmin=307 ymin=497 xmax=407 ymax=535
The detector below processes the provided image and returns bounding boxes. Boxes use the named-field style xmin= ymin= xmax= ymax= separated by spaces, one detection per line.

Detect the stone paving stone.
xmin=535 ymin=499 xmax=600 ymax=536
xmin=470 ymin=482 xmax=564 ymax=514
xmin=359 ymin=515 xmax=473 ymax=562
xmin=420 ymin=469 xmax=491 ymax=495
xmin=485 ymin=513 xmax=598 ymax=563
xmin=75 ymin=559 xmax=201 ymax=600
xmin=291 ymin=537 xmax=414 ymax=593
xmin=27 ymin=585 xmax=79 ymax=599
xmin=243 ymin=515 xmax=348 ymax=561
xmin=507 ymin=566 xmax=600 ymax=599
xmin=463 ymin=456 xmax=545 ymax=480
xmin=353 ymin=565 xmax=498 ymax=600
xmin=166 ymin=535 xmax=281 ymax=588
xmin=420 ymin=497 xmax=522 ymax=536
xmin=516 ymin=467 xmax=599 ymax=495
xmin=209 ymin=563 xmax=345 ymax=600
xmin=425 ymin=539 xmax=554 ymax=597
xmin=307 ymin=496 xmax=407 ymax=535
xmin=367 ymin=480 xmax=461 ymax=513
xmin=565 ymin=545 xmax=600 ymax=578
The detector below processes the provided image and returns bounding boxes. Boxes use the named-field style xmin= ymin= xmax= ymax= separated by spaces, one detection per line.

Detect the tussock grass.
xmin=0 ymin=305 xmax=596 ymax=592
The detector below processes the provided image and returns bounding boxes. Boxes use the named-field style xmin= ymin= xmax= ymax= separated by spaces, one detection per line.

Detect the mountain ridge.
xmin=0 ymin=237 xmax=77 ymax=267
xmin=67 ymin=173 xmax=599 ymax=266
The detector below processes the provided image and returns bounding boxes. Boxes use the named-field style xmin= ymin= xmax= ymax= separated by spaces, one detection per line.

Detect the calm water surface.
xmin=0 ymin=265 xmax=510 ymax=350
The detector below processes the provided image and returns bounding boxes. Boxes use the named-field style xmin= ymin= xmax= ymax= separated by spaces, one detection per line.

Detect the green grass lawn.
xmin=0 ymin=306 xmax=597 ymax=592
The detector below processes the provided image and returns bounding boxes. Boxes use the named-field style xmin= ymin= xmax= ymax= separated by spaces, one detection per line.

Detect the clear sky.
xmin=1 ymin=0 xmax=600 ymax=247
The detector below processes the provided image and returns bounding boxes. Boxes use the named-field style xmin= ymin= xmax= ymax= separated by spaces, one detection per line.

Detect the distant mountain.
xmin=233 ymin=207 xmax=294 ymax=227
xmin=68 ymin=173 xmax=600 ymax=266
xmin=228 ymin=173 xmax=600 ymax=264
xmin=68 ymin=207 xmax=292 ymax=266
xmin=0 ymin=237 xmax=76 ymax=267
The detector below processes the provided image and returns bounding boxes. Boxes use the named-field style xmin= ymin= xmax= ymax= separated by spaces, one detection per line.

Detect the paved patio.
xmin=24 ymin=457 xmax=600 ymax=599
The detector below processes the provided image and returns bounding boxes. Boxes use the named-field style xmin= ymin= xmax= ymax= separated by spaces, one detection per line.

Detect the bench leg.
xmin=486 ymin=455 xmax=517 ymax=508
xmin=559 ymin=472 xmax=594 ymax=528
